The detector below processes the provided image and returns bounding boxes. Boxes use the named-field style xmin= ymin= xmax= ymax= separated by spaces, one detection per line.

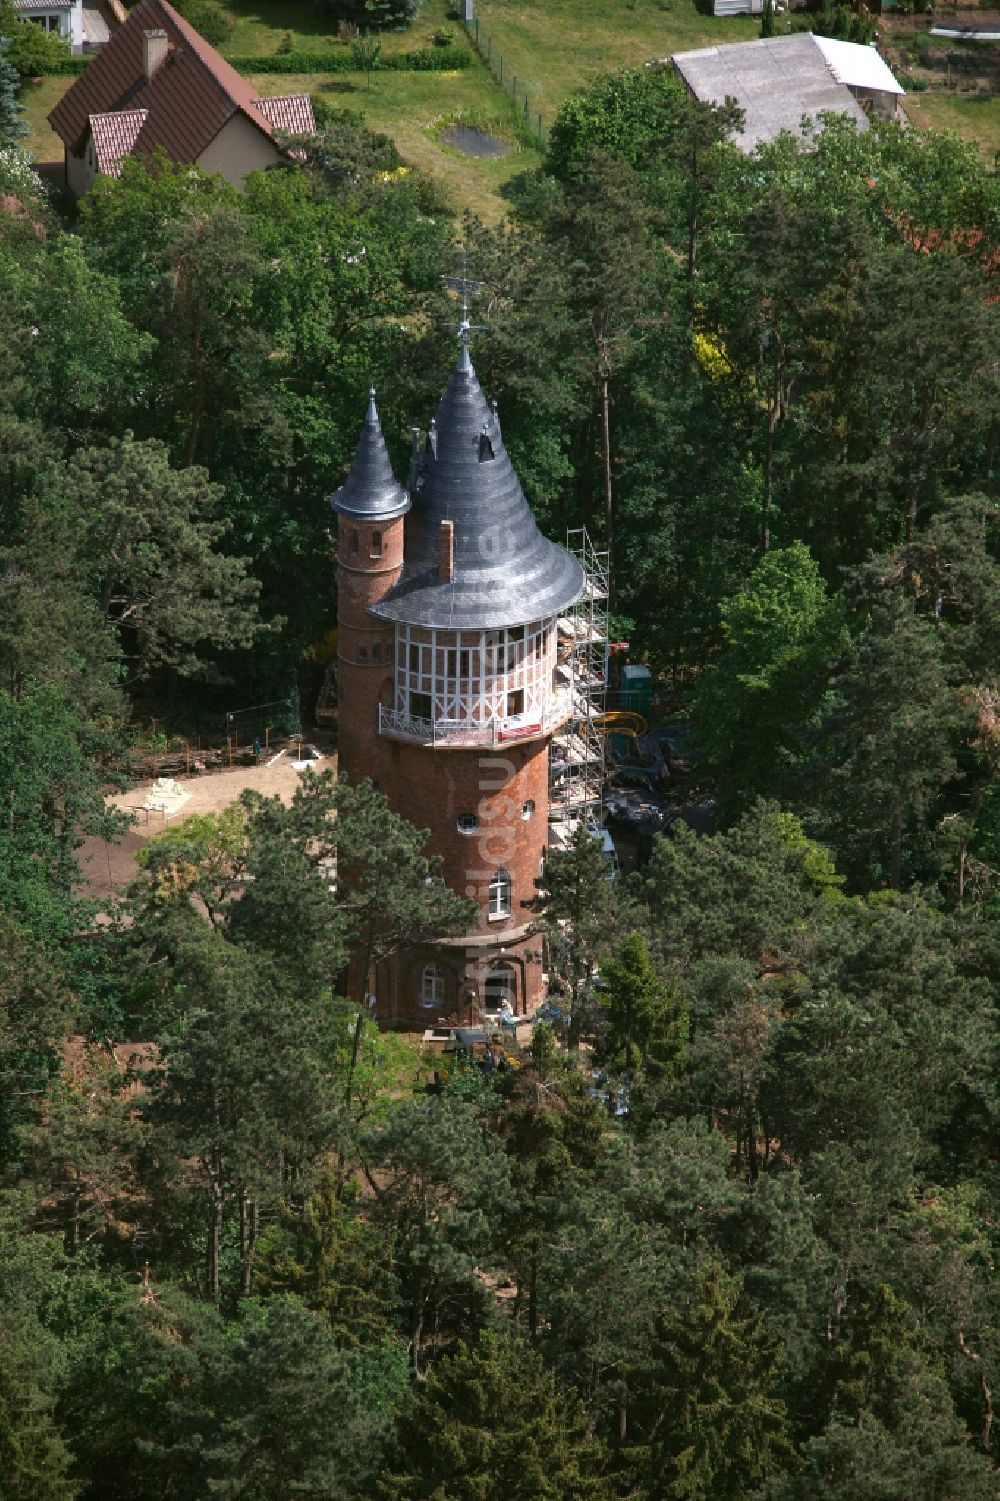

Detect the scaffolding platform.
xmin=549 ymin=528 xmax=609 ymax=845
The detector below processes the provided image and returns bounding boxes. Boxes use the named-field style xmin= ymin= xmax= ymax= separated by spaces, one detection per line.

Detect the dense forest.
xmin=2 ymin=52 xmax=1000 ymax=1500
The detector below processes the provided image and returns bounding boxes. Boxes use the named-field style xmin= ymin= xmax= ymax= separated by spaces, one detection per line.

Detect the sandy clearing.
xmin=78 ymin=752 xmax=337 ymax=901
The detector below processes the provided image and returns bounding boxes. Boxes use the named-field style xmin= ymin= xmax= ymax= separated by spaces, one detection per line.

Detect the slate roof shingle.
xmin=369 ymin=347 xmax=585 ymax=631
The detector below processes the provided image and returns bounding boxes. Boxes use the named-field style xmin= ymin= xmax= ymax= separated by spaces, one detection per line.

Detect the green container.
xmin=619 ymin=664 xmax=653 ymax=717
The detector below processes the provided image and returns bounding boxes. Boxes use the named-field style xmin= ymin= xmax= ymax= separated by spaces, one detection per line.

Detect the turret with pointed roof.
xmin=371 ymin=345 xmax=583 ymax=630
xmin=331 ymin=389 xmax=409 ymax=522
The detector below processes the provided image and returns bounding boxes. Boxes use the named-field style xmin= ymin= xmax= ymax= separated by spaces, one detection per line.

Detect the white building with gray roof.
xmin=672 ymin=32 xmax=904 ymax=152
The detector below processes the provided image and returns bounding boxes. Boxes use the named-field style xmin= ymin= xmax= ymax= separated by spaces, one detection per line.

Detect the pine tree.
xmin=380 ymin=1330 xmax=608 ymax=1501
xmin=626 ymin=1265 xmax=792 ymax=1499
xmin=0 ymin=36 xmax=27 ymax=145
xmin=595 ymin=931 xmax=687 ymax=1122
xmin=528 ymin=823 xmax=618 ymax=1048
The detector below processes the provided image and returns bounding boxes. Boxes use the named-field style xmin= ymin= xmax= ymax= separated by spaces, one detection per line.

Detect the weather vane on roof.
xmin=442 ymin=249 xmax=485 ymax=348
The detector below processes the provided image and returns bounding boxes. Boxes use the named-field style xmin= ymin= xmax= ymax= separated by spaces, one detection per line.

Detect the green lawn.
xmin=220 ymin=0 xmax=469 ymax=57
xmin=903 ymin=90 xmax=1000 ymax=161
xmin=473 ymin=0 xmax=760 ymax=128
xmin=250 ymin=65 xmax=539 ymax=219
xmin=20 ymin=75 xmax=66 ymax=163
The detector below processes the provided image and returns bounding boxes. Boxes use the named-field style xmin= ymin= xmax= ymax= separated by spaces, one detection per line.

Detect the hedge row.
xmin=34 ymin=55 xmax=90 ymax=75
xmin=34 ymin=43 xmax=471 ymax=77
xmin=225 ymin=45 xmax=472 ymax=74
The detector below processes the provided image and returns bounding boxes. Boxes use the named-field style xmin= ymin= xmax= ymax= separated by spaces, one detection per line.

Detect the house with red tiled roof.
xmin=48 ymin=0 xmax=314 ymax=196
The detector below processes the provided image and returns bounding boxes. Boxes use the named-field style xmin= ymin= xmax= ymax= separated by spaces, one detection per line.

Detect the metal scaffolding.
xmin=548 ymin=527 xmax=609 ymax=849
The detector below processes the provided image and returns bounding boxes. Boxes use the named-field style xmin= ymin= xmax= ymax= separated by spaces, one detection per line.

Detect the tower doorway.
xmin=484 ymin=964 xmax=517 ymax=1015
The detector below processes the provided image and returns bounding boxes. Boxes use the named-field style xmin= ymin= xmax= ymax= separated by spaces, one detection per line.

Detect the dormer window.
xmin=478 ymin=428 xmax=495 ymax=462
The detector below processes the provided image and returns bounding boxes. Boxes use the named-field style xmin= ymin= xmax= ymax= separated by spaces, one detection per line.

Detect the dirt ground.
xmin=78 ymin=751 xmax=336 ymax=903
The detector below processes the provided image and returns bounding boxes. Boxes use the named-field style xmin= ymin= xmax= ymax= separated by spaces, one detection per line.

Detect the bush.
xmin=321 ymin=0 xmax=422 ymax=31
xmin=0 ymin=5 xmax=70 ymax=75
xmin=170 ymin=0 xmax=233 ymax=45
xmin=401 ymin=44 xmax=468 ymax=69
xmin=431 ymin=25 xmax=456 ymax=44
xmin=277 ymin=29 xmax=294 ymax=53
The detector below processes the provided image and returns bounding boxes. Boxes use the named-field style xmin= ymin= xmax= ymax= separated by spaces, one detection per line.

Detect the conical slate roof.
xmin=331 ymin=390 xmax=410 ymax=521
xmin=371 ymin=348 xmax=584 ymax=630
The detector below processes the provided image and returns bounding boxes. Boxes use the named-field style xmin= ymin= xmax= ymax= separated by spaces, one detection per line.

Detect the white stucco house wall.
xmin=13 ymin=0 xmax=85 ymax=53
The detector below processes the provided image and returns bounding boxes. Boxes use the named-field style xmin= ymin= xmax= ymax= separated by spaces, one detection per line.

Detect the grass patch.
xmin=903 ymin=90 xmax=1000 ymax=160
xmin=251 ymin=64 xmax=539 ymax=219
xmin=19 ymin=75 xmax=68 ymax=163
xmin=473 ymin=0 xmax=760 ymax=127
xmin=219 ymin=0 xmax=467 ymax=57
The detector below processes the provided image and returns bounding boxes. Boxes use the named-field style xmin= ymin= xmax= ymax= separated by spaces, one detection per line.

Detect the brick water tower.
xmin=332 ymin=326 xmax=584 ymax=1026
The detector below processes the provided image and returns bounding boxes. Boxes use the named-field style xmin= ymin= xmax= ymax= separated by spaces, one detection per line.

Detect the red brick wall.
xmin=336 ymin=515 xmax=403 ymax=786
xmin=378 ymin=737 xmax=548 ymax=931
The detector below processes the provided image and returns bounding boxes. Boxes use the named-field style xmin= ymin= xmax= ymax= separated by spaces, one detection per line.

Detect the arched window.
xmin=521 ymin=800 xmax=535 ymax=820
xmin=488 ymin=869 xmax=511 ymax=919
xmin=370 ymin=529 xmax=383 ymax=558
xmin=349 ymin=528 xmax=359 ymax=556
xmin=420 ymin=964 xmax=444 ymax=1008
xmin=456 ymin=813 xmax=479 ymax=834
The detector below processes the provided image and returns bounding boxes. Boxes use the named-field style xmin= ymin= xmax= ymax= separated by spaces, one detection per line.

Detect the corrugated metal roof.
xmin=90 ymin=107 xmax=147 ymax=173
xmin=813 ymin=36 xmax=904 ymax=96
xmin=48 ymin=0 xmax=311 ymax=170
xmin=256 ymin=93 xmax=316 ymax=134
xmin=673 ymin=33 xmax=868 ymax=151
xmin=370 ymin=347 xmax=585 ymax=631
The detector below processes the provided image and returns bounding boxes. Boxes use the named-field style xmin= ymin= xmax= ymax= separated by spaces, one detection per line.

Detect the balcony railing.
xmin=379 ymin=690 xmax=571 ymax=747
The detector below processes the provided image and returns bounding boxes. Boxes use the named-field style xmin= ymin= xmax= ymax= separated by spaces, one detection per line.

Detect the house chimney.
xmin=438 ymin=520 xmax=455 ymax=583
xmin=143 ymin=29 xmax=168 ymax=82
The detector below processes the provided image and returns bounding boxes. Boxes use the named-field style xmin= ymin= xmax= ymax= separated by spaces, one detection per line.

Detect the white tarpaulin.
xmin=143 ymin=778 xmax=192 ymax=818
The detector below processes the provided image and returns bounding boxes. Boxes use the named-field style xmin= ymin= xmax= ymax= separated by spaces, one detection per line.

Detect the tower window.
xmin=488 ymin=869 xmax=511 ymax=920
xmin=371 ymin=642 xmax=380 ymax=663
xmin=349 ymin=528 xmax=359 ymax=556
xmin=420 ymin=964 xmax=444 ymax=1008
xmin=370 ymin=529 xmax=383 ymax=558
xmin=456 ymin=813 xmax=479 ymax=834
xmin=409 ymin=643 xmax=420 ymax=672
xmin=410 ymin=692 xmax=432 ymax=721
xmin=521 ymin=800 xmax=535 ymax=820
xmin=507 ymin=690 xmax=524 ymax=718
xmin=358 ymin=645 xmax=368 ymax=663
